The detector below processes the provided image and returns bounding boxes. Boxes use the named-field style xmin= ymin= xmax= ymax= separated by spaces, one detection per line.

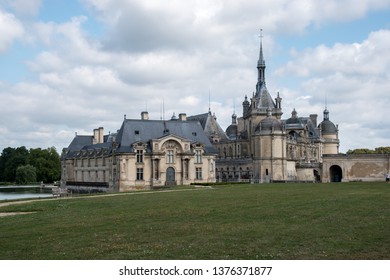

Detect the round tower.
xmin=318 ymin=108 xmax=339 ymax=154
xmin=252 ymin=108 xmax=287 ymax=182
xmin=226 ymin=113 xmax=238 ymax=140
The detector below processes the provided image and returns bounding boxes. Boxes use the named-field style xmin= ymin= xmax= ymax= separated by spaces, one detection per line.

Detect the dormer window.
xmin=195 ymin=150 xmax=202 ymax=164
xmin=136 ymin=150 xmax=143 ymax=163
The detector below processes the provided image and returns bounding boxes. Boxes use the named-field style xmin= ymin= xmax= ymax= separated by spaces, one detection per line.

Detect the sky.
xmin=1 ymin=0 xmax=390 ymax=154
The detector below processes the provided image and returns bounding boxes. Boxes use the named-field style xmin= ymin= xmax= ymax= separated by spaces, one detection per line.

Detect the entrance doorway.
xmin=313 ymin=170 xmax=321 ymax=182
xmin=329 ymin=165 xmax=342 ymax=182
xmin=166 ymin=167 xmax=176 ymax=186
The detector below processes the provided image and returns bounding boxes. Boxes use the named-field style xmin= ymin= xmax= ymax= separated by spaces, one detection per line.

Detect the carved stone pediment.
xmin=132 ymin=142 xmax=147 ymax=150
xmin=162 ymin=139 xmax=183 ymax=152
xmin=191 ymin=142 xmax=205 ymax=150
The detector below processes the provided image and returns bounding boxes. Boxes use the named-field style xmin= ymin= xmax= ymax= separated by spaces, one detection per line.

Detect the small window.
xmin=136 ymin=168 xmax=144 ymax=180
xmin=196 ymin=167 xmax=202 ymax=180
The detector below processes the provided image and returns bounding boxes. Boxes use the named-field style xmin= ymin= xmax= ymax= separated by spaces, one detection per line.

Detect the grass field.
xmin=0 ymin=182 xmax=389 ymax=260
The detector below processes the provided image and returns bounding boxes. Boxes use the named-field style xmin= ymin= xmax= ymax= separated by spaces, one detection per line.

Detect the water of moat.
xmin=0 ymin=185 xmax=53 ymax=201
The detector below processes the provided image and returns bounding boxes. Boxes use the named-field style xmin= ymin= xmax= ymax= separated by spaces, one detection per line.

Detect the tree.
xmin=0 ymin=146 xmax=29 ymax=182
xmin=346 ymin=146 xmax=390 ymax=155
xmin=0 ymin=146 xmax=61 ymax=184
xmin=28 ymin=147 xmax=61 ymax=183
xmin=374 ymin=147 xmax=390 ymax=154
xmin=15 ymin=165 xmax=37 ymax=185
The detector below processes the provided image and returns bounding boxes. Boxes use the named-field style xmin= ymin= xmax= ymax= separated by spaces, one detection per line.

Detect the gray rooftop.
xmin=115 ymin=118 xmax=217 ymax=154
xmin=64 ymin=117 xmax=218 ymax=159
xmin=188 ymin=112 xmax=229 ymax=142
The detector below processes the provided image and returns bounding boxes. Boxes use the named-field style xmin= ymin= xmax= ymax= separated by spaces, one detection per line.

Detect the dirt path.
xmin=0 ymin=211 xmax=36 ymax=217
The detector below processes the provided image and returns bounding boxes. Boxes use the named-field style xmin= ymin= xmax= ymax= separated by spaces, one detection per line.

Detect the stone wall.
xmin=322 ymin=154 xmax=390 ymax=182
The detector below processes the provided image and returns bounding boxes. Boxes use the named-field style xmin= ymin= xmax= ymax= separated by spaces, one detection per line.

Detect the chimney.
xmin=179 ymin=113 xmax=187 ymax=121
xmin=99 ymin=127 xmax=104 ymax=144
xmin=93 ymin=129 xmax=99 ymax=144
xmin=310 ymin=114 xmax=318 ymax=127
xmin=141 ymin=111 xmax=149 ymax=120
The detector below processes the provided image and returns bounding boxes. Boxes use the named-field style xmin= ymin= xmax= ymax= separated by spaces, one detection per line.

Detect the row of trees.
xmin=346 ymin=146 xmax=390 ymax=154
xmin=0 ymin=146 xmax=61 ymax=184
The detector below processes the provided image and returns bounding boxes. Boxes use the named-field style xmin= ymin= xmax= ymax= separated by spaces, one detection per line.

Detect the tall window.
xmin=136 ymin=150 xmax=143 ymax=163
xmin=167 ymin=150 xmax=174 ymax=164
xmin=136 ymin=168 xmax=144 ymax=180
xmin=154 ymin=159 xmax=159 ymax=180
xmin=183 ymin=160 xmax=189 ymax=179
xmin=196 ymin=167 xmax=202 ymax=180
xmin=195 ymin=150 xmax=202 ymax=163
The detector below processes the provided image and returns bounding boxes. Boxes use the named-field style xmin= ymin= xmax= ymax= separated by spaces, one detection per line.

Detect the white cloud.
xmin=277 ymin=30 xmax=390 ymax=78
xmin=2 ymin=0 xmax=390 ymax=153
xmin=276 ymin=29 xmax=390 ymax=151
xmin=0 ymin=9 xmax=24 ymax=52
xmin=3 ymin=0 xmax=42 ymax=17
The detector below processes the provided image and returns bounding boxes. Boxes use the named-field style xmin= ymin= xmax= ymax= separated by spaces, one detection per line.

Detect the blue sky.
xmin=1 ymin=0 xmax=390 ymax=153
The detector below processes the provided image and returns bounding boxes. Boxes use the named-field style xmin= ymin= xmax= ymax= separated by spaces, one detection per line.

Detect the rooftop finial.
xmin=258 ymin=28 xmax=265 ymax=67
xmin=260 ymin=28 xmax=263 ymax=42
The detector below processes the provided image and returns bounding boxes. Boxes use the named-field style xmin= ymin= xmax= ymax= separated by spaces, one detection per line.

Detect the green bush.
xmin=15 ymin=164 xmax=37 ymax=185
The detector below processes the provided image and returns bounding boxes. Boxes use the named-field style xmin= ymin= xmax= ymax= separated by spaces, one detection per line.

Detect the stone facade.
xmin=202 ymin=40 xmax=340 ymax=183
xmin=61 ymin=38 xmax=389 ymax=188
xmin=61 ymin=114 xmax=217 ymax=192
xmin=322 ymin=154 xmax=390 ymax=182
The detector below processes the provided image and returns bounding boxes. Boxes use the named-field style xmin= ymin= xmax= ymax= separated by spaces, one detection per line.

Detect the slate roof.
xmin=64 ymin=135 xmax=113 ymax=159
xmin=115 ymin=118 xmax=217 ymax=154
xmin=319 ymin=120 xmax=338 ymax=134
xmin=64 ymin=135 xmax=93 ymax=158
xmin=68 ymin=135 xmax=93 ymax=150
xmin=300 ymin=117 xmax=321 ymax=138
xmin=64 ymin=117 xmax=218 ymax=159
xmin=226 ymin=123 xmax=238 ymax=140
xmin=255 ymin=83 xmax=276 ymax=109
xmin=318 ymin=109 xmax=338 ymax=134
xmin=282 ymin=117 xmax=321 ymax=139
xmin=256 ymin=116 xmax=283 ymax=132
xmin=188 ymin=112 xmax=229 ymax=141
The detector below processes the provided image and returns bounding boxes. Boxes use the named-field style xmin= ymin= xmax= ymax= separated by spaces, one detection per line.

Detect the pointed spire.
xmin=258 ymin=29 xmax=265 ymax=68
xmin=256 ymin=28 xmax=266 ymax=93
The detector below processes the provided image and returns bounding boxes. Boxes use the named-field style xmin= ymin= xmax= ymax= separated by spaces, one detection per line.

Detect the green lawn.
xmin=0 ymin=182 xmax=389 ymax=259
